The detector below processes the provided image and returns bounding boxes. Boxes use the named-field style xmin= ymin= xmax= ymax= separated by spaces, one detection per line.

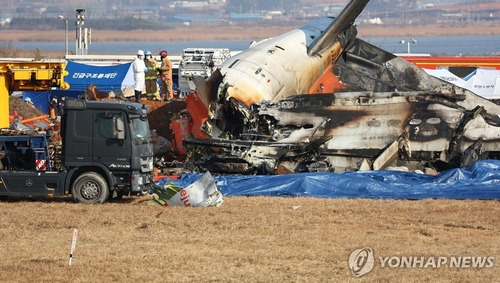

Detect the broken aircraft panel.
xmin=184 ymin=89 xmax=500 ymax=173
xmin=175 ymin=0 xmax=500 ymax=174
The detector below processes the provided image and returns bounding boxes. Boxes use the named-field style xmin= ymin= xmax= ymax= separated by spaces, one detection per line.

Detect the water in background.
xmin=5 ymin=40 xmax=253 ymax=56
xmin=363 ymin=35 xmax=500 ymax=56
xmin=3 ymin=35 xmax=499 ymax=56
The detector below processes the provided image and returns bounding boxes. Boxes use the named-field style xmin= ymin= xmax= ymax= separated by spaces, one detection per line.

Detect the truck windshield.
xmin=130 ymin=115 xmax=151 ymax=141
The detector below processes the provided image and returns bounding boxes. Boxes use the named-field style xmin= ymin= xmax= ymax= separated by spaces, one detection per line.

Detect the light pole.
xmin=75 ymin=9 xmax=85 ymax=55
xmin=400 ymin=38 xmax=417 ymax=54
xmin=58 ymin=15 xmax=68 ymax=56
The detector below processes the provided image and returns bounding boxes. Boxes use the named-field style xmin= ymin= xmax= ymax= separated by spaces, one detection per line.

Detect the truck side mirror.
xmin=115 ymin=117 xmax=125 ymax=140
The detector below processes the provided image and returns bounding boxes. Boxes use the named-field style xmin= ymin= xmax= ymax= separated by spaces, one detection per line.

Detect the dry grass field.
xmin=0 ymin=195 xmax=498 ymax=282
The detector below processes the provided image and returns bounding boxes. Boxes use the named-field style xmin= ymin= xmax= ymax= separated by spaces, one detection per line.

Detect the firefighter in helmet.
xmin=158 ymin=50 xmax=173 ymax=101
xmin=144 ymin=50 xmax=161 ymax=100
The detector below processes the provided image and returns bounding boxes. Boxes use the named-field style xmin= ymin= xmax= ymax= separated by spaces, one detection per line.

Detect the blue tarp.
xmin=22 ymin=61 xmax=134 ymax=114
xmin=22 ymin=90 xmax=81 ymax=114
xmin=64 ymin=61 xmax=134 ymax=92
xmin=21 ymin=91 xmax=51 ymax=114
xmin=156 ymin=160 xmax=500 ymax=200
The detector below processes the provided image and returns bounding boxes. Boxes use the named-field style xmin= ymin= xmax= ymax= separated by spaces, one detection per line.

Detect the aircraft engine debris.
xmin=150 ymin=172 xmax=223 ymax=207
xmin=169 ymin=0 xmax=500 ymax=174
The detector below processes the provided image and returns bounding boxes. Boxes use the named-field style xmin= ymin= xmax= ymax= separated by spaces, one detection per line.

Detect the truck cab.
xmin=0 ymin=98 xmax=154 ymax=204
xmin=61 ymin=98 xmax=154 ymax=202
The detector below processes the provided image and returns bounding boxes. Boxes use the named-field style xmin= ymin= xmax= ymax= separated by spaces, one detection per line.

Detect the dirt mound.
xmin=140 ymin=99 xmax=187 ymax=141
xmin=9 ymin=96 xmax=46 ymax=119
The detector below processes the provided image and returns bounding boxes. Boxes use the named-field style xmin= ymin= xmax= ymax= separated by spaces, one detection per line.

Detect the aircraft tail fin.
xmin=307 ymin=0 xmax=370 ymax=56
xmin=192 ymin=69 xmax=223 ymax=109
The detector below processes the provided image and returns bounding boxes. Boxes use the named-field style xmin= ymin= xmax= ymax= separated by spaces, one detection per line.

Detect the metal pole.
xmin=78 ymin=25 xmax=82 ymax=55
xmin=63 ymin=19 xmax=68 ymax=55
xmin=58 ymin=16 xmax=69 ymax=56
xmin=75 ymin=9 xmax=85 ymax=55
xmin=400 ymin=39 xmax=417 ymax=55
xmin=65 ymin=20 xmax=68 ymax=55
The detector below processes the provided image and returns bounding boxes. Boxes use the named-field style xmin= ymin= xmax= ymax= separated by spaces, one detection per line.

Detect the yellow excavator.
xmin=0 ymin=60 xmax=69 ymax=128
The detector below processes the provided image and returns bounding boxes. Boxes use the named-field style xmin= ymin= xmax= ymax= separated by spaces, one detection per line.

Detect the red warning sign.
xmin=36 ymin=159 xmax=47 ymax=171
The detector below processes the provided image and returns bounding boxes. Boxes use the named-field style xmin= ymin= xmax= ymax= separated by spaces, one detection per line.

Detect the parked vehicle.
xmin=0 ymin=98 xmax=154 ymax=203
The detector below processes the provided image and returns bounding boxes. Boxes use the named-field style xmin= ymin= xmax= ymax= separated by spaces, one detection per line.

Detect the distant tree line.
xmin=223 ymin=0 xmax=419 ymax=13
xmin=0 ymin=42 xmax=21 ymax=57
xmin=3 ymin=17 xmax=172 ymax=31
xmin=225 ymin=0 xmax=301 ymax=12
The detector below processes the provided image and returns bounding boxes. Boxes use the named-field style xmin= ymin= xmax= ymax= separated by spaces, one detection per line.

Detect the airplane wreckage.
xmin=168 ymin=0 xmax=500 ymax=175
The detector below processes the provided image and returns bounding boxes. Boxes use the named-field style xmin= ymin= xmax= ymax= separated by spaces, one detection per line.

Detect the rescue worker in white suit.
xmin=132 ymin=50 xmax=147 ymax=102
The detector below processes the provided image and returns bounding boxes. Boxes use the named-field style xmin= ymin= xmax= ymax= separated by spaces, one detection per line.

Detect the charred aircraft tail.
xmin=192 ymin=68 xmax=223 ymax=110
xmin=307 ymin=0 xmax=370 ymax=56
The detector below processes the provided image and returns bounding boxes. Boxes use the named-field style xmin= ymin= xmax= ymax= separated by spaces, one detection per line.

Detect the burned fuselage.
xmin=178 ymin=0 xmax=500 ymax=174
xmin=185 ymin=89 xmax=500 ymax=173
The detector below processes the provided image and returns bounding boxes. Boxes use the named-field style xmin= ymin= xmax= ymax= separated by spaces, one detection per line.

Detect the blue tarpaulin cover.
xmin=156 ymin=160 xmax=500 ymax=200
xmin=64 ymin=61 xmax=134 ymax=92
xmin=22 ymin=89 xmax=82 ymax=114
xmin=21 ymin=91 xmax=51 ymax=114
xmin=22 ymin=61 xmax=134 ymax=113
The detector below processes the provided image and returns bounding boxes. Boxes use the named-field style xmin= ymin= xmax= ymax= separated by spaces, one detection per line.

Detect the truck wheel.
xmin=71 ymin=172 xmax=109 ymax=204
